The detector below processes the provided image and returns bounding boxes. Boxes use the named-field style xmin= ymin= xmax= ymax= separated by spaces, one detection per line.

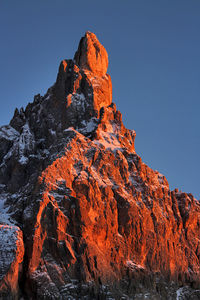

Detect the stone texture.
xmin=55 ymin=32 xmax=112 ymax=114
xmin=74 ymin=31 xmax=108 ymax=76
xmin=0 ymin=32 xmax=199 ymax=299
xmin=0 ymin=225 xmax=24 ymax=299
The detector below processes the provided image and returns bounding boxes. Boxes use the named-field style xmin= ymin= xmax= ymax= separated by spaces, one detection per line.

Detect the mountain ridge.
xmin=0 ymin=32 xmax=199 ymax=300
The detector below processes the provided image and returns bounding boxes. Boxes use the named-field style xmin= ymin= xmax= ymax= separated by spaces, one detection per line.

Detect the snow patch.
xmin=49 ymin=129 xmax=56 ymax=136
xmin=94 ymin=131 xmax=122 ymax=150
xmin=176 ymin=287 xmax=185 ymax=299
xmin=0 ymin=125 xmax=19 ymax=141
xmin=126 ymin=260 xmax=144 ymax=270
xmin=18 ymin=123 xmax=35 ymax=164
xmin=78 ymin=118 xmax=98 ymax=135
xmin=71 ymin=93 xmax=87 ymax=112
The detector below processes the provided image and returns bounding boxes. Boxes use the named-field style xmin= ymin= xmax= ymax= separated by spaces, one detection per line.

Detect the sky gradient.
xmin=0 ymin=1 xmax=199 ymax=199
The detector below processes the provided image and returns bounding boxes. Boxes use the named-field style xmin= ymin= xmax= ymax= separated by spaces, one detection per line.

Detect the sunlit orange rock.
xmin=74 ymin=31 xmax=108 ymax=76
xmin=55 ymin=32 xmax=112 ymax=115
xmin=0 ymin=32 xmax=200 ymax=299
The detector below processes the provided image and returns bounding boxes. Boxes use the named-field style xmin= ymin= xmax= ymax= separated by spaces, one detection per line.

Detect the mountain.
xmin=0 ymin=32 xmax=199 ymax=300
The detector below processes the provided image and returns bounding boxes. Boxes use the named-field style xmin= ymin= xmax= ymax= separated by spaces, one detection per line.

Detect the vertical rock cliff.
xmin=0 ymin=32 xmax=199 ymax=299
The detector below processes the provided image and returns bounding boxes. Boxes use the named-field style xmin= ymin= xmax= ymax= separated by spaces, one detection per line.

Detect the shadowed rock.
xmin=0 ymin=225 xmax=24 ymax=298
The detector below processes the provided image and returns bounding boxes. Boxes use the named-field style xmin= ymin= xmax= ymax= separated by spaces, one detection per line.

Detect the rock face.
xmin=0 ymin=225 xmax=24 ymax=299
xmin=74 ymin=31 xmax=108 ymax=76
xmin=55 ymin=31 xmax=112 ymax=116
xmin=0 ymin=32 xmax=200 ymax=299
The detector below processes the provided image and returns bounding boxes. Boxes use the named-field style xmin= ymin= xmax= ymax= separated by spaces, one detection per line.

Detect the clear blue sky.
xmin=0 ymin=1 xmax=199 ymax=199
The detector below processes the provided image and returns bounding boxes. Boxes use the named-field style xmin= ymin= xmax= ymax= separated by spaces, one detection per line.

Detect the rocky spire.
xmin=55 ymin=32 xmax=112 ymax=114
xmin=74 ymin=31 xmax=108 ymax=76
xmin=1 ymin=32 xmax=200 ymax=299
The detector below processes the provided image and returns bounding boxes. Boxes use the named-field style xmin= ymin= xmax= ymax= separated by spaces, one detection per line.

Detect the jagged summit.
xmin=1 ymin=32 xmax=134 ymax=188
xmin=74 ymin=31 xmax=108 ymax=76
xmin=0 ymin=33 xmax=200 ymax=299
xmin=10 ymin=32 xmax=111 ymax=135
xmin=56 ymin=31 xmax=112 ymax=113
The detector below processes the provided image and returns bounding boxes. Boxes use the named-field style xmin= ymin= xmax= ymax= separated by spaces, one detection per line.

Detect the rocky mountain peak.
xmin=0 ymin=32 xmax=200 ymax=299
xmin=55 ymin=32 xmax=112 ymax=114
xmin=74 ymin=31 xmax=108 ymax=76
